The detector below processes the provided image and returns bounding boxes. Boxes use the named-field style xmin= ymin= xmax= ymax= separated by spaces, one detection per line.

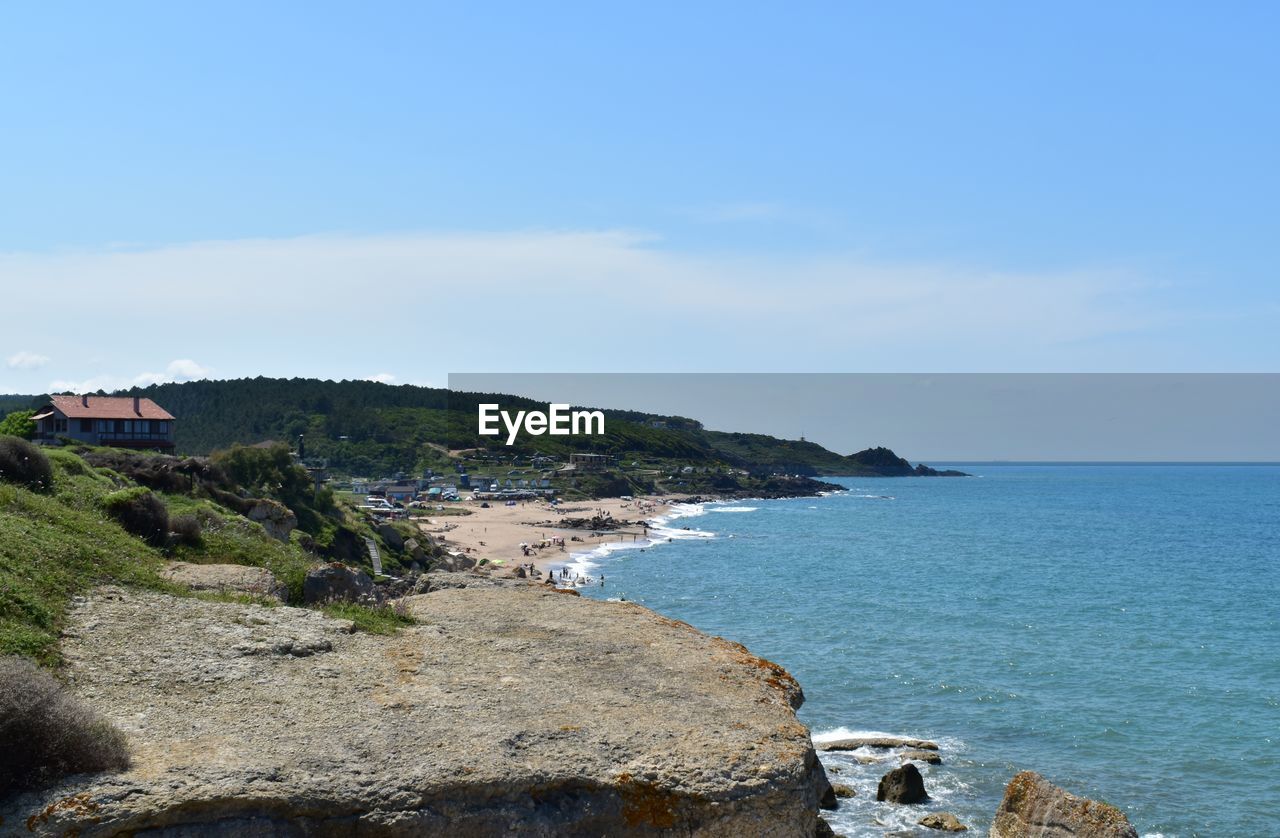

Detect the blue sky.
xmin=2 ymin=2 xmax=1277 ymax=393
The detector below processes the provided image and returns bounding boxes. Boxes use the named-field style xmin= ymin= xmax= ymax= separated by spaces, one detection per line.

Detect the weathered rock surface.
xmin=920 ymin=811 xmax=968 ymax=831
xmin=3 ymin=585 xmax=830 ymax=836
xmin=433 ymin=551 xmax=479 ymax=572
xmin=902 ymin=748 xmax=943 ymax=765
xmin=990 ymin=771 xmax=1138 ymax=838
xmin=160 ymin=561 xmax=285 ymax=600
xmin=819 ymin=735 xmax=939 ymax=752
xmin=403 ymin=537 xmax=426 ymax=562
xmin=832 ymin=783 xmax=855 ymax=798
xmin=877 ymin=763 xmax=928 ymax=804
xmin=410 ymin=570 xmax=514 ymax=593
xmin=302 ymin=561 xmax=374 ymax=604
xmin=376 ymin=522 xmax=405 ymax=551
xmin=245 ymin=498 xmax=296 ymax=542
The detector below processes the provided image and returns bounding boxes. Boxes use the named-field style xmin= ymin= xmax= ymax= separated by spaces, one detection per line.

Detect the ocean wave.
xmin=812 ymin=726 xmax=934 ymax=744
xmin=709 ymin=506 xmax=758 ymax=513
xmin=553 ymin=501 xmax=715 ymax=581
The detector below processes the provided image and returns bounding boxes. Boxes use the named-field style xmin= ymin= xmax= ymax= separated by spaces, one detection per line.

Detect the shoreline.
xmin=423 ymin=485 xmax=847 ymax=589
xmin=418 ymin=495 xmax=682 ymax=581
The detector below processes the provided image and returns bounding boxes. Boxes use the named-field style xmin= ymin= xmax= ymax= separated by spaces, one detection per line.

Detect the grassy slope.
xmin=0 ymin=446 xmax=407 ymax=665
xmin=0 ymin=450 xmax=171 ymax=663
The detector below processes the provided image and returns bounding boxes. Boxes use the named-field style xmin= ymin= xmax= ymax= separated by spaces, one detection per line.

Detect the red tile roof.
xmin=48 ymin=395 xmax=175 ymax=420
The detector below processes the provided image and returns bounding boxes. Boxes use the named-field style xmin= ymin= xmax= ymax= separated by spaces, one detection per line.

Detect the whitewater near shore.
xmin=418 ymin=495 xmax=672 ymax=573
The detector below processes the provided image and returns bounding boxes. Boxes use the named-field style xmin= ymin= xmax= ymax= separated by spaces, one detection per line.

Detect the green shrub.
xmin=321 ymin=601 xmax=416 ymax=635
xmin=102 ymin=487 xmax=170 ymax=546
xmin=0 ymin=436 xmax=53 ymax=492
xmin=0 ymin=410 xmax=36 ymax=440
xmin=169 ymin=513 xmax=203 ymax=547
xmin=0 ymin=656 xmax=130 ymax=793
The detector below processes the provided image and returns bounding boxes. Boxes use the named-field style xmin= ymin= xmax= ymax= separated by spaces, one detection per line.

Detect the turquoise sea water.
xmin=568 ymin=465 xmax=1280 ymax=837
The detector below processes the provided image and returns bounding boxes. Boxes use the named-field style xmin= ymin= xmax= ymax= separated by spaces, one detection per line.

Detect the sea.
xmin=560 ymin=465 xmax=1280 ymax=837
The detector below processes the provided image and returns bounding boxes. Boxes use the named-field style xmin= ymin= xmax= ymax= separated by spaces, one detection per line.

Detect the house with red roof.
xmin=32 ymin=395 xmax=176 ymax=449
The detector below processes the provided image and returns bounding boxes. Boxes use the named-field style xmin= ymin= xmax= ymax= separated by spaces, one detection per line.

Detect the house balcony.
xmin=95 ymin=432 xmax=176 ymax=449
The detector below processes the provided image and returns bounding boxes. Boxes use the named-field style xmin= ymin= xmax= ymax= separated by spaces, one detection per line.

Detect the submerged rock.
xmin=919 ymin=811 xmax=967 ymax=831
xmin=5 ymin=585 xmax=830 ymax=836
xmin=877 ymin=763 xmax=928 ymax=804
xmin=990 ymin=771 xmax=1138 ymax=838
xmin=902 ymin=748 xmax=943 ymax=764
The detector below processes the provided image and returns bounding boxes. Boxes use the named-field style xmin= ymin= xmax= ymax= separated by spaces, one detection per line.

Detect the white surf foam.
xmin=551 ymin=501 xmax=715 ymax=583
xmin=812 ymin=726 xmax=926 ymax=744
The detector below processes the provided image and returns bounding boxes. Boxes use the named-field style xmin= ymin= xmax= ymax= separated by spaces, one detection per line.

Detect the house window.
xmin=79 ymin=419 xmax=92 ymax=433
xmin=54 ymin=418 xmax=68 ymax=433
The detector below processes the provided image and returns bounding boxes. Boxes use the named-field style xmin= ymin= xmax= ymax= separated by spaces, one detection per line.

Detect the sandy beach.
xmin=415 ymin=496 xmax=672 ymax=574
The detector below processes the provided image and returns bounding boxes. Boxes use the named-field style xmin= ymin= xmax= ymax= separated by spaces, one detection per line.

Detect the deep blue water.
xmin=570 ymin=465 xmax=1280 ymax=837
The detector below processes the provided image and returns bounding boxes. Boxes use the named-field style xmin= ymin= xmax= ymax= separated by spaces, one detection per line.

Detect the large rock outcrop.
xmin=302 ymin=561 xmax=374 ymax=604
xmin=2 ymin=584 xmax=830 ymax=836
xmin=990 ymin=771 xmax=1138 ymax=838
xmin=245 ymin=498 xmax=297 ymax=542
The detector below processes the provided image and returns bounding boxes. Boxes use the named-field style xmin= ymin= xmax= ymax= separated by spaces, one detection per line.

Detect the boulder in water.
xmin=876 ymin=763 xmax=928 ymax=804
xmin=919 ymin=811 xmax=967 ymax=831
xmin=990 ymin=771 xmax=1138 ymax=838
xmin=820 ymin=735 xmax=939 ymax=752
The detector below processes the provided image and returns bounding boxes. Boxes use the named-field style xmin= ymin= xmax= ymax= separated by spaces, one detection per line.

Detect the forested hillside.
xmin=1 ymin=378 xmax=961 ymax=478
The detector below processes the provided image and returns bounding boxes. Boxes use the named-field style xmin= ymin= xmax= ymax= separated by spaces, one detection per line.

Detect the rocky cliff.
xmin=1 ymin=584 xmax=831 ymax=837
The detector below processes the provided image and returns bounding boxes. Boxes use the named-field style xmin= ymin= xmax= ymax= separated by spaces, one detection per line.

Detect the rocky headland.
xmin=2 ymin=580 xmax=833 ymax=837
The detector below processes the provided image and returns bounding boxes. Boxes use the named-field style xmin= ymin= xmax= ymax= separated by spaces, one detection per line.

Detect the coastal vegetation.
xmin=0 ymin=408 xmax=35 ymax=439
xmin=0 ymin=655 xmax=131 ymax=794
xmin=0 ymin=437 xmax=421 ymax=666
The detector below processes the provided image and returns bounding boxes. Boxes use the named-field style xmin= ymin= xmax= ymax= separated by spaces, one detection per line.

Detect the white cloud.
xmin=47 ymin=374 xmax=132 ymax=394
xmin=48 ymin=359 xmax=211 ymax=394
xmin=7 ymin=350 xmax=50 ymax=369
xmin=366 ymin=372 xmax=397 ymax=384
xmin=164 ymin=359 xmax=212 ymax=380
xmin=0 ymin=229 xmax=1228 ymax=374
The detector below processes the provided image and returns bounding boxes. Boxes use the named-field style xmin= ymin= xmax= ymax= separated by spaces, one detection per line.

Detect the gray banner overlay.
xmin=449 ymin=373 xmax=1279 ymax=461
